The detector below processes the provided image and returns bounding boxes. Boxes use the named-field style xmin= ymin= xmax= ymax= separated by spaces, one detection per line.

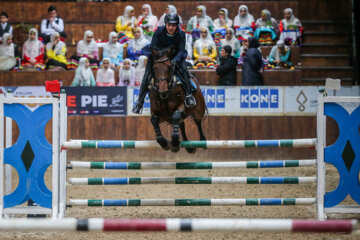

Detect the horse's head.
xmin=152 ymin=47 xmax=176 ymax=100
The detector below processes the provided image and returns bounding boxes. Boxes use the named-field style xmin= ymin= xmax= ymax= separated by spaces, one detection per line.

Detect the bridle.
xmin=152 ymin=56 xmax=176 ymax=96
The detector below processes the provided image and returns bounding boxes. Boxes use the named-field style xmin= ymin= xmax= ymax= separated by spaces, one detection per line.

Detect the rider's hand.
xmin=171 ymin=59 xmax=178 ymax=66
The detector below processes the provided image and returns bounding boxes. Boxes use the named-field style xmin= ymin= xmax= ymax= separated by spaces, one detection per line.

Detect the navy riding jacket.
xmin=150 ymin=26 xmax=187 ymax=63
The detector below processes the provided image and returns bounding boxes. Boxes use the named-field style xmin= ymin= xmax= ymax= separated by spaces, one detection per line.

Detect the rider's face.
xmin=166 ymin=23 xmax=177 ymax=35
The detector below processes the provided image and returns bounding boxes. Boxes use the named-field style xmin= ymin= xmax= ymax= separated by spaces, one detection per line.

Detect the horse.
xmin=149 ymin=47 xmax=206 ymax=153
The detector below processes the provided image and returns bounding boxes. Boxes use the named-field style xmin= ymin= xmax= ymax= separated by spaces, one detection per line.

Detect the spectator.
xmin=134 ymin=55 xmax=147 ymax=86
xmin=233 ymin=5 xmax=255 ymax=41
xmin=118 ymin=58 xmax=135 ymax=86
xmin=216 ymin=45 xmax=237 ymax=86
xmin=137 ymin=4 xmax=158 ymax=41
xmin=21 ymin=28 xmax=45 ymax=71
xmin=242 ymin=37 xmax=263 ymax=86
xmin=220 ymin=28 xmax=240 ymax=59
xmin=239 ymin=36 xmax=263 ymax=65
xmin=158 ymin=5 xmax=183 ymax=27
xmin=185 ymin=32 xmax=194 ymax=68
xmin=193 ymin=28 xmax=217 ymax=69
xmin=279 ymin=8 xmax=303 ymax=46
xmin=96 ymin=58 xmax=115 ymax=86
xmin=40 ymin=5 xmax=66 ymax=44
xmin=187 ymin=5 xmax=214 ymax=39
xmin=0 ymin=33 xmax=20 ymax=70
xmin=0 ymin=12 xmax=13 ymax=44
xmin=127 ymin=27 xmax=150 ymax=62
xmin=68 ymin=30 xmax=99 ymax=70
xmin=214 ymin=8 xmax=233 ymax=30
xmin=102 ymin=31 xmax=123 ymax=69
xmin=115 ymin=5 xmax=138 ymax=39
xmin=268 ymin=40 xmax=294 ymax=70
xmin=254 ymin=9 xmax=278 ymax=45
xmin=45 ymin=32 xmax=67 ymax=70
xmin=71 ymin=57 xmax=95 ymax=86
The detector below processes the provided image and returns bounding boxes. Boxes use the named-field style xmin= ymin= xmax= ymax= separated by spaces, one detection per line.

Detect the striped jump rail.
xmin=62 ymin=138 xmax=316 ymax=149
xmin=69 ymin=159 xmax=316 ymax=170
xmin=0 ymin=218 xmax=357 ymax=233
xmin=69 ymin=177 xmax=316 ymax=185
xmin=69 ymin=198 xmax=317 ymax=207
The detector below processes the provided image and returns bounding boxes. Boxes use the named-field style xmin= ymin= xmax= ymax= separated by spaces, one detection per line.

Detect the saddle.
xmin=149 ymin=72 xmax=197 ymax=93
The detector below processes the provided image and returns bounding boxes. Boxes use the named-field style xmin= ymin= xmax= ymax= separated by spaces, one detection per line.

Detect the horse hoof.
xmin=157 ymin=137 xmax=169 ymax=151
xmin=186 ymin=148 xmax=197 ymax=154
xmin=169 ymin=144 xmax=180 ymax=153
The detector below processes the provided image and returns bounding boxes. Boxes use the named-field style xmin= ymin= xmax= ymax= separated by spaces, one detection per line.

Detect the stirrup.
xmin=132 ymin=103 xmax=143 ymax=114
xmin=185 ymin=95 xmax=196 ymax=108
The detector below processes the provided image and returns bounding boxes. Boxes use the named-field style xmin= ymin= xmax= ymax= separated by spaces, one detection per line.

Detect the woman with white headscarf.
xmin=254 ymin=9 xmax=279 ymax=45
xmin=279 ymin=8 xmax=303 ymax=45
xmin=134 ymin=55 xmax=147 ymax=86
xmin=118 ymin=58 xmax=135 ymax=86
xmin=158 ymin=5 xmax=183 ymax=27
xmin=220 ymin=28 xmax=240 ymax=58
xmin=69 ymin=30 xmax=99 ymax=70
xmin=187 ymin=5 xmax=214 ymax=33
xmin=96 ymin=58 xmax=115 ymax=86
xmin=0 ymin=33 xmax=20 ymax=70
xmin=127 ymin=27 xmax=150 ymax=62
xmin=214 ymin=8 xmax=233 ymax=30
xmin=22 ymin=28 xmax=45 ymax=70
xmin=116 ymin=5 xmax=138 ymax=39
xmin=193 ymin=28 xmax=217 ymax=69
xmin=137 ymin=4 xmax=158 ymax=41
xmin=102 ymin=31 xmax=123 ymax=69
xmin=71 ymin=57 xmax=95 ymax=86
xmin=233 ymin=5 xmax=255 ymax=40
xmin=45 ymin=32 xmax=67 ymax=70
xmin=268 ymin=39 xmax=294 ymax=70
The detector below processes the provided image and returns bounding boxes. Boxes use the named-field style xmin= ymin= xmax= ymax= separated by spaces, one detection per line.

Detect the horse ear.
xmin=168 ymin=46 xmax=177 ymax=58
xmin=152 ymin=48 xmax=158 ymax=58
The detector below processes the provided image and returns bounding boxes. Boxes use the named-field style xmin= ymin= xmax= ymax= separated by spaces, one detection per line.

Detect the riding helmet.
xmin=164 ymin=13 xmax=180 ymax=25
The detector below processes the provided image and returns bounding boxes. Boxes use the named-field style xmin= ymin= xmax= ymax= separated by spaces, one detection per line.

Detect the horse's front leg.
xmin=151 ymin=114 xmax=169 ymax=151
xmin=170 ymin=110 xmax=183 ymax=152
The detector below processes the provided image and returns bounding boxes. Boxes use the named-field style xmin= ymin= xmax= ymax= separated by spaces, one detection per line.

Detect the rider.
xmin=132 ymin=13 xmax=197 ymax=114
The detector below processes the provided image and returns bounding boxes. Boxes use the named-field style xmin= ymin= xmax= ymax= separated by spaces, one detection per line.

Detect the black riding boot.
xmin=132 ymin=57 xmax=154 ymax=114
xmin=179 ymin=60 xmax=196 ymax=108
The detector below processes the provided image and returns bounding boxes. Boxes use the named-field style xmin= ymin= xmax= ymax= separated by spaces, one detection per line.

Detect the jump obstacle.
xmin=0 ymin=92 xmax=360 ymax=233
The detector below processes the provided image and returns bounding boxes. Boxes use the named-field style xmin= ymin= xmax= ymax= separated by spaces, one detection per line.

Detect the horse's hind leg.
xmin=195 ymin=118 xmax=206 ymax=142
xmin=170 ymin=110 xmax=182 ymax=153
xmin=179 ymin=121 xmax=196 ymax=154
xmin=151 ymin=114 xmax=169 ymax=151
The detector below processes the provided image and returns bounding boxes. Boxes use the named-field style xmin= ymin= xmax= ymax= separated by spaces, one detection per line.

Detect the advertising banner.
xmin=62 ymin=87 xmax=127 ymax=116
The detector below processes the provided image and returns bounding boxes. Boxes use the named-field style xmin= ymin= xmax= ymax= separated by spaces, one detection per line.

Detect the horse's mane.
xmin=152 ymin=46 xmax=175 ymax=60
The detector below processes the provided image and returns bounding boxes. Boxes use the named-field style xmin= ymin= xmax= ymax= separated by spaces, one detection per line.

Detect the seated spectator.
xmin=216 ymin=46 xmax=237 ymax=86
xmin=137 ymin=4 xmax=158 ymax=41
xmin=158 ymin=5 xmax=183 ymax=27
xmin=220 ymin=29 xmax=240 ymax=59
xmin=185 ymin=32 xmax=194 ymax=68
xmin=214 ymin=8 xmax=233 ymax=30
xmin=242 ymin=37 xmax=263 ymax=86
xmin=118 ymin=58 xmax=135 ymax=86
xmin=115 ymin=5 xmax=138 ymax=40
xmin=233 ymin=5 xmax=255 ymax=42
xmin=40 ymin=5 xmax=66 ymax=44
xmin=254 ymin=9 xmax=278 ymax=45
xmin=134 ymin=55 xmax=147 ymax=86
xmin=279 ymin=8 xmax=303 ymax=46
xmin=187 ymin=5 xmax=214 ymax=41
xmin=21 ymin=28 xmax=45 ymax=71
xmin=268 ymin=40 xmax=294 ymax=70
xmin=193 ymin=28 xmax=217 ymax=69
xmin=45 ymin=32 xmax=67 ymax=70
xmin=127 ymin=27 xmax=150 ymax=63
xmin=71 ymin=57 xmax=95 ymax=86
xmin=102 ymin=31 xmax=123 ymax=69
xmin=212 ymin=8 xmax=232 ymax=46
xmin=0 ymin=33 xmax=20 ymax=71
xmin=96 ymin=58 xmax=115 ymax=86
xmin=68 ymin=30 xmax=99 ymax=70
xmin=0 ymin=12 xmax=13 ymax=44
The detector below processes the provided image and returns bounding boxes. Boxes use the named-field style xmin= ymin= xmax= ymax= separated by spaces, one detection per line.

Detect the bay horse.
xmin=149 ymin=47 xmax=206 ymax=153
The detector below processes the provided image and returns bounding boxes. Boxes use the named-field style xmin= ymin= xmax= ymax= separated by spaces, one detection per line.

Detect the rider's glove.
xmin=171 ymin=59 xmax=178 ymax=66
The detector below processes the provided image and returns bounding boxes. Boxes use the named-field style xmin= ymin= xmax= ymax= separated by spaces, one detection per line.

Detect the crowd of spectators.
xmin=0 ymin=3 xmax=303 ymax=86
